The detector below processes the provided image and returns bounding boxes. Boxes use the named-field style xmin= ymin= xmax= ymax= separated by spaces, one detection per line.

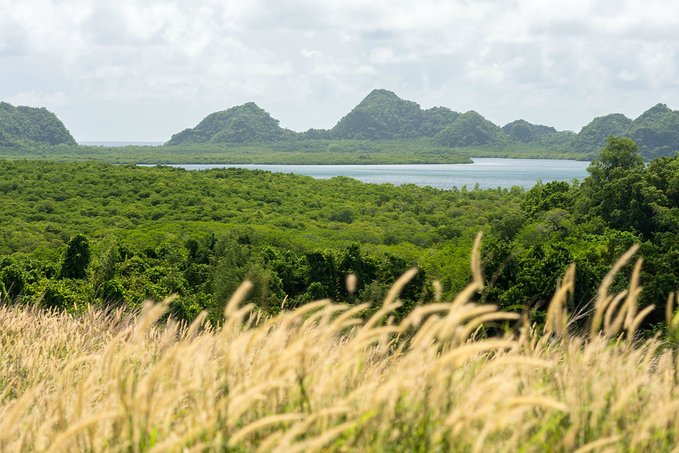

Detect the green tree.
xmin=587 ymin=136 xmax=644 ymax=181
xmin=521 ymin=181 xmax=572 ymax=217
xmin=1 ymin=263 xmax=26 ymax=300
xmin=579 ymin=137 xmax=651 ymax=235
xmin=61 ymin=234 xmax=91 ymax=279
xmin=42 ymin=280 xmax=75 ymax=310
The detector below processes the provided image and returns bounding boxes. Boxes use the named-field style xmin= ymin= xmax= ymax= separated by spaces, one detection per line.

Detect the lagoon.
xmin=155 ymin=158 xmax=590 ymax=190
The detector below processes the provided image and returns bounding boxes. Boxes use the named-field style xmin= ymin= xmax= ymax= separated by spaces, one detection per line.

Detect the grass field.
xmin=0 ymin=238 xmax=676 ymax=452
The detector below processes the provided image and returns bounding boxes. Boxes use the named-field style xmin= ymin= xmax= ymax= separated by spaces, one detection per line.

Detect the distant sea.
xmin=78 ymin=141 xmax=164 ymax=147
xmin=148 ymin=158 xmax=591 ymax=190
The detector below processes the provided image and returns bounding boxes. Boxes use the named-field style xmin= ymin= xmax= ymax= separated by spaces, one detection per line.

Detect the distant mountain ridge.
xmin=2 ymin=91 xmax=678 ymax=161
xmin=329 ymin=89 xmax=459 ymax=140
xmin=165 ymin=90 xmax=679 ymax=159
xmin=0 ymin=102 xmax=75 ymax=147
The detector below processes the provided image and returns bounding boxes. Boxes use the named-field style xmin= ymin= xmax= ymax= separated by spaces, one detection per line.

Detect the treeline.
xmin=0 ymin=138 xmax=677 ymax=327
xmin=0 ymin=139 xmax=472 ymax=165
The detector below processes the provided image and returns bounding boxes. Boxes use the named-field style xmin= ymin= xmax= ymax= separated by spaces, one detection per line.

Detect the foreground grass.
xmin=0 ymin=239 xmax=677 ymax=452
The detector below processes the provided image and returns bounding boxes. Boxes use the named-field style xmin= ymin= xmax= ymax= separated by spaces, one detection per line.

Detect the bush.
xmin=101 ymin=279 xmax=125 ymax=303
xmin=42 ymin=280 xmax=75 ymax=310
xmin=61 ymin=234 xmax=91 ymax=279
xmin=1 ymin=264 xmax=26 ymax=300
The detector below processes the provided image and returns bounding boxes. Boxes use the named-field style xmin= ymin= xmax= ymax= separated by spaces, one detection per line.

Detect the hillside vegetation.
xmin=166 ymin=102 xmax=296 ymax=145
xmin=0 ymin=102 xmax=75 ymax=147
xmin=0 ymin=139 xmax=471 ymax=164
xmin=328 ymin=88 xmax=459 ymax=140
xmin=162 ymin=90 xmax=679 ymax=161
xmin=433 ymin=110 xmax=510 ymax=147
xmin=3 ymin=91 xmax=679 ymax=162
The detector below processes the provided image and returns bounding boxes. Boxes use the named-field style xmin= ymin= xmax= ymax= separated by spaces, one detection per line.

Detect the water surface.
xmin=79 ymin=141 xmax=164 ymax=147
xmin=155 ymin=158 xmax=590 ymax=190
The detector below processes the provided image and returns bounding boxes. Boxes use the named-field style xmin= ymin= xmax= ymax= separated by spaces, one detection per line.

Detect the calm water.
xmin=79 ymin=141 xmax=164 ymax=147
xmin=155 ymin=158 xmax=590 ymax=190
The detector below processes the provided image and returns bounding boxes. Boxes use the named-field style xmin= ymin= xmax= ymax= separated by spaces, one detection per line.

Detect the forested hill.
xmin=0 ymin=102 xmax=76 ymax=147
xmin=327 ymin=89 xmax=459 ymax=140
xmin=165 ymin=102 xmax=296 ymax=145
xmin=165 ymin=90 xmax=679 ymax=160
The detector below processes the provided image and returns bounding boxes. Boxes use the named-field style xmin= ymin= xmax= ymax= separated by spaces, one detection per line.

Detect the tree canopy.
xmin=1 ymin=138 xmax=677 ymax=330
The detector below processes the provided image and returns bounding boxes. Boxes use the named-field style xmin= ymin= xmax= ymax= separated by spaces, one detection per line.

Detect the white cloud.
xmin=1 ymin=0 xmax=679 ymax=140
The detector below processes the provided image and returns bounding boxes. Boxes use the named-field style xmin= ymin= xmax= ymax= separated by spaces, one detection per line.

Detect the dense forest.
xmin=1 ymin=137 xmax=676 ymax=328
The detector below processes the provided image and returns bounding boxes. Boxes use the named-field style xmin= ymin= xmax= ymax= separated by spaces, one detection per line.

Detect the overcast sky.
xmin=2 ymin=0 xmax=679 ymax=141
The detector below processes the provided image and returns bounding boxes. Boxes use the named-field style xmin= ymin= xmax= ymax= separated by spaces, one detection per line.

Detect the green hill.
xmin=502 ymin=119 xmax=557 ymax=142
xmin=420 ymin=106 xmax=460 ymax=136
xmin=329 ymin=89 xmax=458 ymax=139
xmin=628 ymin=104 xmax=679 ymax=160
xmin=166 ymin=102 xmax=295 ymax=145
xmin=0 ymin=102 xmax=76 ymax=147
xmin=576 ymin=113 xmax=633 ymax=151
xmin=433 ymin=111 xmax=510 ymax=147
xmin=570 ymin=106 xmax=679 ymax=159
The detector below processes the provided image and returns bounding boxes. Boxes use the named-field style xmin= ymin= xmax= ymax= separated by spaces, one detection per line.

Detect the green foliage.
xmin=0 ymin=160 xmax=523 ymax=318
xmin=573 ymin=105 xmax=679 ymax=160
xmin=588 ymin=136 xmax=644 ymax=177
xmin=629 ymin=104 xmax=679 ymax=160
xmin=61 ymin=234 xmax=91 ymax=279
xmin=330 ymin=89 xmax=458 ymax=140
xmin=0 ymin=139 xmax=472 ymax=165
xmin=0 ymin=140 xmax=677 ymax=331
xmin=579 ymin=137 xmax=651 ymax=234
xmin=166 ymin=102 xmax=295 ymax=145
xmin=434 ymin=111 xmax=511 ymax=147
xmin=502 ymin=120 xmax=557 ymax=143
xmin=4 ymin=92 xmax=679 ymax=163
xmin=522 ymin=181 xmax=572 ymax=217
xmin=101 ymin=279 xmax=125 ymax=303
xmin=485 ymin=137 xmax=679 ymax=322
xmin=420 ymin=106 xmax=460 ymax=136
xmin=1 ymin=261 xmax=26 ymax=300
xmin=42 ymin=280 xmax=75 ymax=310
xmin=0 ymin=102 xmax=76 ymax=147
xmin=576 ymin=113 xmax=633 ymax=151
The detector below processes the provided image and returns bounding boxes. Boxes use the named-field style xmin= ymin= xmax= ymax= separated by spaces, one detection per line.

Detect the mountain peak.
xmin=362 ymin=89 xmax=401 ymax=101
xmin=636 ymin=103 xmax=672 ymax=120
xmin=240 ymin=101 xmax=264 ymax=111
xmin=165 ymin=102 xmax=292 ymax=145
xmin=330 ymin=89 xmax=456 ymax=140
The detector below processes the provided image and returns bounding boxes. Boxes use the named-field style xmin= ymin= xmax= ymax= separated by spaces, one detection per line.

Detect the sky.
xmin=1 ymin=0 xmax=679 ymax=142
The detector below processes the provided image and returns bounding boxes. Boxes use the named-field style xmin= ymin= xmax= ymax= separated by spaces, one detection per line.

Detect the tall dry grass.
xmin=0 ymin=235 xmax=678 ymax=452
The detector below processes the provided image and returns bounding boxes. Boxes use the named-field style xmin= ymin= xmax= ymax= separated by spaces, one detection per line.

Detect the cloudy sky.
xmin=2 ymin=0 xmax=679 ymax=141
